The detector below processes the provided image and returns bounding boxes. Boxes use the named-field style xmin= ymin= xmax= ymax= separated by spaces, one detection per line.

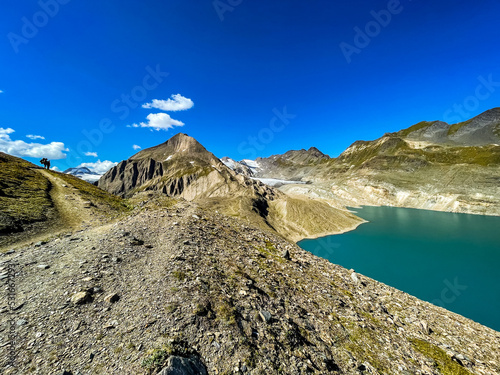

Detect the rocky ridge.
xmin=1 ymin=198 xmax=499 ymax=374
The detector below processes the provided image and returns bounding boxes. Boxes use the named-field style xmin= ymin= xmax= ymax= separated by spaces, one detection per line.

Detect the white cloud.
xmin=0 ymin=127 xmax=68 ymax=159
xmin=0 ymin=90 xmax=3 ymax=94
xmin=26 ymin=134 xmax=45 ymax=140
xmin=0 ymin=128 xmax=15 ymax=137
xmin=142 ymin=94 xmax=194 ymax=112
xmin=77 ymin=160 xmax=118 ymax=175
xmin=132 ymin=144 xmax=141 ymax=150
xmin=51 ymin=166 xmax=60 ymax=172
xmin=128 ymin=113 xmax=184 ymax=131
xmin=84 ymin=152 xmax=98 ymax=157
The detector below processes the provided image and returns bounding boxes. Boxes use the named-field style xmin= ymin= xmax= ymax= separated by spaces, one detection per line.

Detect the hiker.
xmin=40 ymin=158 xmax=51 ymax=169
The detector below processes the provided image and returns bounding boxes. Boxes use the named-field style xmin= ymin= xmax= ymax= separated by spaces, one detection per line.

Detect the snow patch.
xmin=241 ymin=159 xmax=260 ymax=169
xmin=221 ymin=157 xmax=237 ymax=170
xmin=79 ymin=174 xmax=102 ymax=183
xmin=251 ymin=178 xmax=307 ymax=187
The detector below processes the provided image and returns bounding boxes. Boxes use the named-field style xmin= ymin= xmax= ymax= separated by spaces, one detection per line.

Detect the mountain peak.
xmin=398 ymin=108 xmax=500 ymax=146
xmin=131 ymin=133 xmax=210 ymax=161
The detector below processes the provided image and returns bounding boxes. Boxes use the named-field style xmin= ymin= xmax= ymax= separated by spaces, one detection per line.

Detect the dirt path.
xmin=0 ymin=170 xmax=93 ymax=251
xmin=38 ymin=169 xmax=93 ymax=229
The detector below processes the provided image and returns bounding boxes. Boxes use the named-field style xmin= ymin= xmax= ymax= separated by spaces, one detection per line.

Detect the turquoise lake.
xmin=298 ymin=206 xmax=500 ymax=332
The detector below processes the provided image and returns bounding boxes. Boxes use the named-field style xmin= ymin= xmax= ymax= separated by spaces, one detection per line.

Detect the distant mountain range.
xmin=63 ymin=167 xmax=101 ymax=183
xmin=98 ymin=133 xmax=361 ymax=241
xmin=95 ymin=108 xmax=500 ymax=226
xmin=237 ymin=108 xmax=500 ymax=216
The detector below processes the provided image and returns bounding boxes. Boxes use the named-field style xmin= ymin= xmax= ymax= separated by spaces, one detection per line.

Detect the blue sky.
xmin=1 ymin=0 xmax=500 ymax=172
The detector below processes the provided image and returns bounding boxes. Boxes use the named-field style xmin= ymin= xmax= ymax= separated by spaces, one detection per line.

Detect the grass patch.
xmin=0 ymin=153 xmax=52 ymax=233
xmin=448 ymin=119 xmax=472 ymax=136
xmin=424 ymin=145 xmax=500 ymax=166
xmin=172 ymin=271 xmax=187 ymax=281
xmin=411 ymin=339 xmax=473 ymax=375
xmin=398 ymin=121 xmax=432 ymax=137
xmin=141 ymin=339 xmax=196 ymax=372
xmin=165 ymin=303 xmax=179 ymax=313
xmin=216 ymin=298 xmax=237 ymax=325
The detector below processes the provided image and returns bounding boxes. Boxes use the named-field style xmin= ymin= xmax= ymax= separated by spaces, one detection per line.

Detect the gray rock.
xmin=130 ymin=237 xmax=144 ymax=246
xmin=350 ymin=272 xmax=360 ymax=284
xmin=71 ymin=291 xmax=91 ymax=305
xmin=104 ymin=293 xmax=120 ymax=303
xmin=282 ymin=249 xmax=291 ymax=260
xmin=37 ymin=264 xmax=50 ymax=269
xmin=16 ymin=319 xmax=28 ymax=326
xmin=259 ymin=310 xmax=272 ymax=323
xmin=158 ymin=356 xmax=208 ymax=375
xmin=419 ymin=320 xmax=431 ymax=335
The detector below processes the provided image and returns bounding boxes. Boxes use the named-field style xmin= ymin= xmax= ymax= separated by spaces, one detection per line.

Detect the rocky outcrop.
xmin=221 ymin=157 xmax=254 ymax=177
xmin=98 ymin=158 xmax=166 ymax=196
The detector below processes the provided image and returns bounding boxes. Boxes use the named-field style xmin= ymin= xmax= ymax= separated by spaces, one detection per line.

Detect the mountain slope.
xmin=244 ymin=109 xmax=500 ymax=217
xmin=98 ymin=134 xmax=361 ymax=241
xmin=0 ymin=153 xmax=129 ymax=249
xmin=397 ymin=107 xmax=500 ymax=145
xmin=1 ymin=200 xmax=498 ymax=374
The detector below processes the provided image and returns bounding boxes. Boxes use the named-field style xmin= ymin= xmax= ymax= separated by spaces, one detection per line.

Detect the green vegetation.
xmin=165 ymin=303 xmax=179 ymax=313
xmin=448 ymin=119 xmax=472 ymax=136
xmin=411 ymin=339 xmax=473 ymax=375
xmin=338 ymin=137 xmax=412 ymax=167
xmin=344 ymin=326 xmax=391 ymax=373
xmin=216 ymin=298 xmax=237 ymax=324
xmin=398 ymin=121 xmax=432 ymax=137
xmin=0 ymin=153 xmax=52 ymax=233
xmin=424 ymin=145 xmax=500 ymax=166
xmin=141 ymin=339 xmax=196 ymax=372
xmin=337 ymin=135 xmax=500 ymax=169
xmin=172 ymin=270 xmax=187 ymax=281
xmin=167 ymin=163 xmax=214 ymax=180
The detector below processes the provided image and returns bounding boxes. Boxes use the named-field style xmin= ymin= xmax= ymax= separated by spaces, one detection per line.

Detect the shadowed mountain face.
xmin=98 ymin=133 xmax=271 ymax=199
